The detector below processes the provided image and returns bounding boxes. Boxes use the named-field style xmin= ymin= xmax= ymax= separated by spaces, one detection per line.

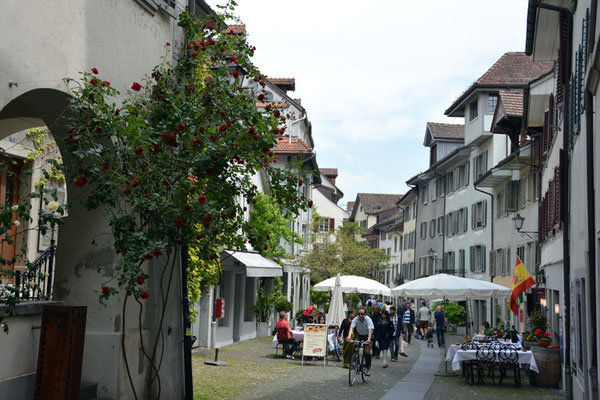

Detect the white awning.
xmin=222 ymin=250 xmax=283 ymax=277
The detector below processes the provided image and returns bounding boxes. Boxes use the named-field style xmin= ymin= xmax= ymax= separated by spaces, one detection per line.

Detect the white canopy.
xmin=391 ymin=274 xmax=511 ymax=300
xmin=314 ymin=275 xmax=393 ymax=296
xmin=326 ymin=273 xmax=346 ymax=327
xmin=221 ymin=250 xmax=282 ymax=277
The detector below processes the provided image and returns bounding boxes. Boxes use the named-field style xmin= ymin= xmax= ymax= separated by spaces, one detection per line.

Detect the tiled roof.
xmin=347 ymin=201 xmax=355 ymax=213
xmin=272 ymin=136 xmax=312 ymax=154
xmin=357 ymin=193 xmax=403 ymax=215
xmin=268 ymin=78 xmax=296 ymax=92
xmin=498 ymin=90 xmax=523 ymax=117
xmin=227 ymin=24 xmax=246 ymax=34
xmin=319 ymin=168 xmax=338 ymax=177
xmin=255 ymin=102 xmax=289 ymax=109
xmin=427 ymin=122 xmax=464 ymax=140
xmin=446 ymin=52 xmax=554 ymax=115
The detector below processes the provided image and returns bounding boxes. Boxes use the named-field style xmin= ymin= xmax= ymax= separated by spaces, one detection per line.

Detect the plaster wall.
xmin=414 ymin=177 xmax=444 ymax=272
xmin=463 ymin=93 xmax=494 ymax=146
xmin=312 ymin=188 xmax=348 ymax=241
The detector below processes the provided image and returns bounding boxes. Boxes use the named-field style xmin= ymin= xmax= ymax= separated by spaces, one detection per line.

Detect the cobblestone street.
xmin=192 ymin=334 xmax=565 ymax=400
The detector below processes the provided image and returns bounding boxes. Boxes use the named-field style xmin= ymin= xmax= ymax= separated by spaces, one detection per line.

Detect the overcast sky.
xmin=208 ymin=0 xmax=529 ymax=208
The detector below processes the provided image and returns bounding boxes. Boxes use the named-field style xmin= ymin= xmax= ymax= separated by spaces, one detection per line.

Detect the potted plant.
xmin=534 ymin=329 xmax=552 ymax=347
xmin=253 ymin=277 xmax=288 ymax=336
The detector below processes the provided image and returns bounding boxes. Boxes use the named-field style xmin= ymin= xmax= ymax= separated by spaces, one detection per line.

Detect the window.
xmin=496 ymin=248 xmax=505 ymax=276
xmin=457 ymin=165 xmax=465 ymax=188
xmin=488 ymin=95 xmax=498 ymax=114
xmin=436 ymin=177 xmax=446 ymax=197
xmin=472 ymin=200 xmax=487 ymax=228
xmin=381 ymin=230 xmax=386 ymax=240
xmin=419 ymin=257 xmax=427 ymax=277
xmin=497 ymin=191 xmax=505 ymax=218
xmin=473 ymin=151 xmax=489 ymax=180
xmin=413 ymin=202 xmax=417 ymax=219
xmin=446 ymin=170 xmax=454 ymax=193
xmin=431 ymin=180 xmax=437 ymax=201
xmin=404 ymin=206 xmax=411 ymax=222
xmin=319 ymin=217 xmax=330 ymax=233
xmin=459 ymin=250 xmax=466 ymax=274
xmin=518 ymin=177 xmax=527 ymax=209
xmin=505 ymin=247 xmax=512 ymax=276
xmin=420 ymin=222 xmax=427 ymax=239
xmin=528 ymin=173 xmax=539 ymax=203
xmin=444 ymin=252 xmax=456 ymax=270
xmin=437 ymin=216 xmax=444 ymax=235
xmin=469 ymin=99 xmax=478 ymax=121
xmin=464 ymin=161 xmax=470 ymax=186
xmin=505 ymin=180 xmax=519 ymax=212
xmin=517 ymin=245 xmax=525 ymax=265
xmin=359 ymin=220 xmax=367 ymax=228
xmin=244 ymin=277 xmax=255 ymax=321
xmin=421 ymin=184 xmax=429 ymax=205
xmin=470 ymin=245 xmax=487 ymax=272
xmin=430 ymin=219 xmax=436 ymax=237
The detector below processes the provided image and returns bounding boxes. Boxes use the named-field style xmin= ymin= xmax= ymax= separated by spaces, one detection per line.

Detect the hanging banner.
xmin=302 ymin=324 xmax=327 ymax=364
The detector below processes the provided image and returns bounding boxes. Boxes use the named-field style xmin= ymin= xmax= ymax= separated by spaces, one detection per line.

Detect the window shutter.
xmin=543 ymin=110 xmax=550 ymax=155
xmin=454 ymin=168 xmax=460 ymax=190
xmin=474 ymin=159 xmax=478 ymax=181
xmin=463 ymin=207 xmax=468 ymax=232
xmin=555 ymin=165 xmax=562 ymax=225
xmin=481 ymin=246 xmax=486 ymax=272
xmin=465 ymin=161 xmax=470 ymax=186
xmin=446 ymin=214 xmax=450 ymax=237
xmin=451 ymin=252 xmax=456 ymax=270
xmin=519 ymin=178 xmax=527 ymax=209
xmin=460 ymin=249 xmax=465 ymax=271
xmin=506 ymin=181 xmax=518 ymax=211
xmin=471 ymin=204 xmax=476 ymax=229
xmin=470 ymin=246 xmax=475 ymax=272
xmin=483 ymin=151 xmax=488 ymax=173
xmin=506 ymin=247 xmax=512 ymax=276
xmin=489 ymin=249 xmax=495 ymax=276
xmin=330 ymin=218 xmax=335 ymax=231
xmin=482 ymin=200 xmax=488 ymax=227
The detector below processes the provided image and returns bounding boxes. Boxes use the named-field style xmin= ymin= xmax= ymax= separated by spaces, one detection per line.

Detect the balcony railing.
xmin=15 ymin=241 xmax=56 ymax=301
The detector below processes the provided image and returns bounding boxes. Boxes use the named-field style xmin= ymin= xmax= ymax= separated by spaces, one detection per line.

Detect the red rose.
xmin=248 ymin=127 xmax=255 ymax=134
xmin=145 ymin=253 xmax=153 ymax=260
xmin=115 ymin=109 xmax=121 ymax=116
xmin=232 ymin=70 xmax=239 ymax=79
xmin=119 ymin=247 xmax=127 ymax=253
xmin=214 ymin=229 xmax=219 ymax=235
xmin=264 ymin=245 xmax=268 ymax=250
xmin=166 ymin=42 xmax=170 ymax=46
xmin=102 ymin=81 xmax=111 ymax=86
xmin=220 ymin=109 xmax=227 ymax=117
xmin=543 ymin=332 xmax=551 ymax=337
xmin=151 ymin=143 xmax=160 ymax=153
xmin=226 ymin=120 xmax=232 ymax=127
xmin=308 ymin=200 xmax=313 ymax=208
xmin=154 ymin=247 xmax=162 ymax=256
xmin=96 ymin=127 xmax=103 ymax=133
xmin=229 ymin=28 xmax=235 ymax=35
xmin=274 ymin=110 xmax=281 ymax=118
xmin=162 ymin=179 xmax=169 ymax=186
xmin=209 ymin=254 xmax=216 ymax=260
xmin=91 ymin=67 xmax=99 ymax=74
xmin=243 ymin=206 xmax=247 ymax=211
xmin=257 ymin=94 xmax=265 ymax=101
xmin=196 ymin=234 xmax=202 ymax=240
xmin=102 ymin=162 xmax=109 ymax=170
xmin=204 ymin=213 xmax=213 ymax=222
xmin=535 ymin=328 xmax=542 ymax=335
xmin=200 ymin=127 xmax=205 ymax=133
xmin=252 ymin=185 xmax=257 ymax=190
xmin=210 ymin=135 xmax=217 ymax=143
xmin=140 ymin=291 xmax=149 ymax=299
xmin=198 ymin=195 xmax=207 ymax=203
xmin=176 ymin=239 xmax=183 ymax=245
xmin=184 ymin=204 xmax=191 ymax=212
xmin=161 ymin=133 xmax=170 ymax=141
xmin=232 ymin=56 xmax=238 ymax=64
xmin=206 ymin=168 xmax=214 ymax=175
xmin=298 ymin=179 xmax=303 ymax=186
xmin=177 ymin=124 xmax=185 ymax=131
xmin=219 ymin=125 xmax=227 ymax=133
xmin=90 ymin=78 xmax=99 ymax=86
xmin=102 ymin=286 xmax=109 ymax=295
xmin=253 ymin=135 xmax=259 ymax=141
xmin=137 ymin=276 xmax=145 ymax=285
xmin=261 ymin=147 xmax=269 ymax=154
xmin=135 ymin=147 xmax=143 ymax=155
xmin=124 ymin=188 xmax=131 ymax=196
xmin=175 ymin=218 xmax=185 ymax=227
xmin=131 ymin=82 xmax=142 ymax=91
xmin=266 ymin=234 xmax=270 ymax=240
xmin=252 ymin=199 xmax=257 ymax=204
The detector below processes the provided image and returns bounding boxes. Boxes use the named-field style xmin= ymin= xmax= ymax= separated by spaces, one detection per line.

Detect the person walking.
xmin=433 ymin=305 xmax=447 ymax=348
xmin=378 ymin=310 xmax=395 ymax=368
xmin=338 ymin=310 xmax=355 ymax=368
xmin=388 ymin=306 xmax=401 ymax=361
xmin=402 ymin=303 xmax=416 ymax=344
xmin=371 ymin=304 xmax=383 ymax=359
xmin=418 ymin=301 xmax=431 ymax=339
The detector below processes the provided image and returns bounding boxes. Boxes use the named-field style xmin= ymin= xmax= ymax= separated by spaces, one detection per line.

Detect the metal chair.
xmin=497 ymin=346 xmax=521 ymax=387
xmin=460 ymin=342 xmax=478 ymax=384
xmin=475 ymin=346 xmax=497 ymax=385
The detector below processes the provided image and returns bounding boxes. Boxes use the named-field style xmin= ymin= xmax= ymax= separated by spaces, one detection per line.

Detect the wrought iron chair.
xmin=475 ymin=346 xmax=497 ymax=385
xmin=497 ymin=345 xmax=521 ymax=387
xmin=460 ymin=341 xmax=479 ymax=384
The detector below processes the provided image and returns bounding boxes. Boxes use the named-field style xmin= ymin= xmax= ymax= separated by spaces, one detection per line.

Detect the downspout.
xmin=585 ymin=89 xmax=598 ymax=396
xmin=407 ymin=184 xmax=417 ymax=280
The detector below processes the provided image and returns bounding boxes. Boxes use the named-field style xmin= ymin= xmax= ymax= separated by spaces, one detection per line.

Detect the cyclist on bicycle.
xmin=346 ymin=306 xmax=374 ymax=375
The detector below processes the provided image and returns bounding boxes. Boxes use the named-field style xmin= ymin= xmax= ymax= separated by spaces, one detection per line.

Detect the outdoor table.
xmin=272 ymin=330 xmax=336 ymax=351
xmin=446 ymin=341 xmax=523 ymax=361
xmin=449 ymin=348 xmax=539 ymax=373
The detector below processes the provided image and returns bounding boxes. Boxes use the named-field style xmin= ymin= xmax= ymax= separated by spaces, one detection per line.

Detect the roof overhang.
xmin=527 ymin=70 xmax=555 ymax=127
xmin=446 ymin=87 xmax=516 ymax=118
xmin=475 ymin=144 xmax=534 ymax=188
xmin=525 ymin=0 xmax=570 ymax=60
xmin=431 ymin=146 xmax=472 ymax=173
xmin=221 ymin=250 xmax=283 ymax=277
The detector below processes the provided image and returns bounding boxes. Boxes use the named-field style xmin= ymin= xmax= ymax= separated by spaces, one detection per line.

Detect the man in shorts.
xmin=418 ymin=301 xmax=431 ymax=339
xmin=347 ymin=307 xmax=374 ymax=375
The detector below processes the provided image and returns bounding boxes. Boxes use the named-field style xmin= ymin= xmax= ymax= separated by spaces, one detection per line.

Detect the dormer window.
xmin=487 ymin=95 xmax=498 ymax=114
xmin=264 ymin=91 xmax=273 ymax=102
xmin=469 ymin=100 xmax=478 ymax=121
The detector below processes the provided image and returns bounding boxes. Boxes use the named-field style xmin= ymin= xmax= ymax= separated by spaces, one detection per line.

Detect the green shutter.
xmin=489 ymin=250 xmax=495 ymax=276
xmin=465 ymin=161 xmax=470 ymax=186
xmin=483 ymin=150 xmax=488 ymax=173
xmin=451 ymin=252 xmax=456 ymax=269
xmin=470 ymin=246 xmax=475 ymax=272
xmin=471 ymin=204 xmax=476 ymax=229
xmin=482 ymin=200 xmax=488 ymax=227
xmin=460 ymin=250 xmax=465 ymax=271
xmin=474 ymin=158 xmax=478 ymax=180
xmin=481 ymin=245 xmax=487 ymax=272
xmin=463 ymin=207 xmax=468 ymax=232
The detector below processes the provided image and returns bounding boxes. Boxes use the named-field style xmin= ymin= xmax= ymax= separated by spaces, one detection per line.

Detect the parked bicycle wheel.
xmin=348 ymin=351 xmax=359 ymax=386
xmin=334 ymin=343 xmax=342 ymax=362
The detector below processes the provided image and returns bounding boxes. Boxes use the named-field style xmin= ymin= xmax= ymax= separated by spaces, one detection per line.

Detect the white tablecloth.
xmin=446 ymin=342 xmax=523 ymax=361
xmin=272 ymin=330 xmax=336 ymax=351
xmin=449 ymin=349 xmax=538 ymax=373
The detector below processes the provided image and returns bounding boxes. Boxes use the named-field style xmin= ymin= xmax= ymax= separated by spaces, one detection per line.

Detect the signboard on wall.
xmin=302 ymin=324 xmax=327 ymax=366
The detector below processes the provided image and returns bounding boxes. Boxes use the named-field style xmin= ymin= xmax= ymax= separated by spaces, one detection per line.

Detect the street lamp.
xmin=511 ymin=214 xmax=538 ymax=239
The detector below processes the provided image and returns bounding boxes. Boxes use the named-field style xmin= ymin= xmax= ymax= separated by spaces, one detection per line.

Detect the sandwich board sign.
xmin=302 ymin=324 xmax=327 ymax=366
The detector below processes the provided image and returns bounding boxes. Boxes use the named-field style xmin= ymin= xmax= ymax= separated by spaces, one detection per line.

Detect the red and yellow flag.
xmin=509 ymin=256 xmax=535 ymax=315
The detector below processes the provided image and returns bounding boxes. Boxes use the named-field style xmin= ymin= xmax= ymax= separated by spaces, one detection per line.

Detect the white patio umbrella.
xmin=326 ymin=273 xmax=346 ymax=327
xmin=391 ymin=274 xmax=511 ymax=375
xmin=313 ymin=275 xmax=393 ymax=297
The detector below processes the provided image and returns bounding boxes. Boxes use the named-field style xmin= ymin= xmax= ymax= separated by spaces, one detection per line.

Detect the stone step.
xmin=80 ymin=380 xmax=98 ymax=400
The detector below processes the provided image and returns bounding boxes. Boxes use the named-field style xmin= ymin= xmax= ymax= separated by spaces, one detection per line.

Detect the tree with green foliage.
xmin=300 ymin=216 xmax=389 ymax=283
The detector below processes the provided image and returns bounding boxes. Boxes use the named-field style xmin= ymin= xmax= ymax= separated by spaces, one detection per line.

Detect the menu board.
xmin=302 ymin=324 xmax=327 ymax=357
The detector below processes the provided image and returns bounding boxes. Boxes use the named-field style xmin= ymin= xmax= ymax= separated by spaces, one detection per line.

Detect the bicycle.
xmin=348 ymin=340 xmax=370 ymax=386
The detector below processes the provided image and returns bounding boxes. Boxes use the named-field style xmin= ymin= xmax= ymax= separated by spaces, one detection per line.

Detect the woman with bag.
xmin=378 ymin=310 xmax=395 ymax=368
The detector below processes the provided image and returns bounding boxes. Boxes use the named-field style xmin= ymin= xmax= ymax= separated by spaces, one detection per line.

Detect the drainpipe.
xmin=431 ymin=169 xmax=447 ymax=274
xmin=585 ymin=89 xmax=598 ymax=397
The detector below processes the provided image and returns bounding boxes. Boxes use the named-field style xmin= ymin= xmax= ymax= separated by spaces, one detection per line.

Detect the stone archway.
xmin=0 ymin=88 xmax=184 ymax=399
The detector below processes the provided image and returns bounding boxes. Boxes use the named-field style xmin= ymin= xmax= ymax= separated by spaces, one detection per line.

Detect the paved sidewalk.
xmin=380 ymin=337 xmax=440 ymax=399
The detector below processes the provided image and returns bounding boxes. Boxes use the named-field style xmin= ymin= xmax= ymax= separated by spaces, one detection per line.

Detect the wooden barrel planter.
xmin=528 ymin=346 xmax=561 ymax=388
